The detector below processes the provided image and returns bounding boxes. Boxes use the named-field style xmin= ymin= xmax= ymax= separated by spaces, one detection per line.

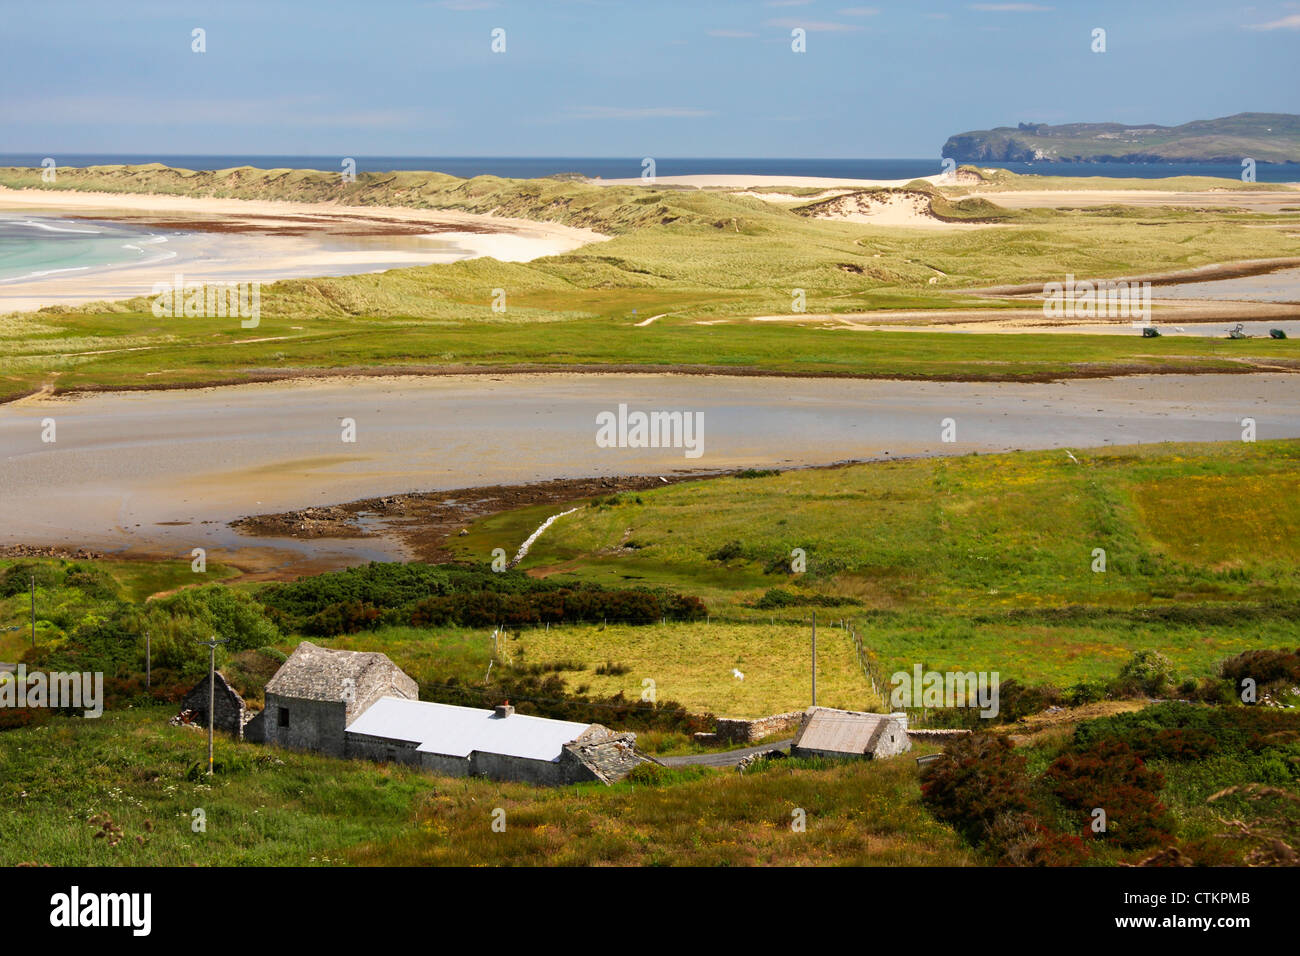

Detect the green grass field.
xmin=3 ymin=165 xmax=1298 ymax=401
xmin=447 ymin=440 xmax=1300 ymax=692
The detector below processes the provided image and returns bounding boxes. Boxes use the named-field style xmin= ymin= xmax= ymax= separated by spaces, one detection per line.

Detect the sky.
xmin=1 ymin=0 xmax=1297 ymax=158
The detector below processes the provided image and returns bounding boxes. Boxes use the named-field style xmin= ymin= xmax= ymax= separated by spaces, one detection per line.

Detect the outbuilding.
xmin=790 ymin=706 xmax=911 ymax=760
xmin=177 ymin=671 xmax=249 ymax=738
xmin=249 ymin=641 xmax=644 ymax=785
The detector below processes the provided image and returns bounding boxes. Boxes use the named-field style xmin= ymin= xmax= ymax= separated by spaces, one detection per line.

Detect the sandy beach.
xmin=591 ymin=173 xmax=950 ymax=189
xmin=0 ymin=187 xmax=608 ymax=313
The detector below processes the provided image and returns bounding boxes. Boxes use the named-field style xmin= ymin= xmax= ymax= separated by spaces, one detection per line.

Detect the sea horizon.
xmin=1 ymin=154 xmax=1296 ymax=183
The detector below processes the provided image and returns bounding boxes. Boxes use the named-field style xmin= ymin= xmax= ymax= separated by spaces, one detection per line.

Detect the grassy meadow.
xmin=447 ymin=440 xmax=1300 ymax=691
xmin=3 ymin=165 xmax=1299 ymax=401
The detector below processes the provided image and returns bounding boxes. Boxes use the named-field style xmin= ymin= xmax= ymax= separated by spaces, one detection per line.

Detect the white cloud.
xmin=969 ymin=3 xmax=1053 ymax=10
xmin=839 ymin=6 xmax=881 ymax=14
xmin=764 ymin=18 xmax=865 ymax=31
xmin=563 ymin=106 xmax=717 ymax=120
xmin=1245 ymin=13 xmax=1300 ymax=28
xmin=707 ymin=29 xmax=758 ymax=37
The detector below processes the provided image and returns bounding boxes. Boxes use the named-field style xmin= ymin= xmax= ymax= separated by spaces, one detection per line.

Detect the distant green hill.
xmin=942 ymin=112 xmax=1300 ymax=164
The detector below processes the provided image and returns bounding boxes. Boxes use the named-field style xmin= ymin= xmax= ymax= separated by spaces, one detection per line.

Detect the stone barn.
xmin=255 ymin=641 xmax=419 ymax=757
xmin=253 ymin=642 xmax=645 ymax=785
xmin=178 ymin=671 xmax=249 ymax=738
xmin=790 ymin=706 xmax=911 ymax=761
xmin=346 ymin=698 xmax=643 ymax=785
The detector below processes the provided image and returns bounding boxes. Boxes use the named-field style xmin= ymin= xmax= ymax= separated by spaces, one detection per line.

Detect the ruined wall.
xmin=562 ymin=726 xmax=644 ymax=784
xmin=181 ymin=674 xmax=247 ymax=738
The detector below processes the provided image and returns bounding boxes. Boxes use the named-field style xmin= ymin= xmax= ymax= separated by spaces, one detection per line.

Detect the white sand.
xmin=800 ymin=190 xmax=993 ymax=230
xmin=0 ymin=187 xmax=608 ymax=313
xmin=591 ymin=173 xmax=946 ymax=189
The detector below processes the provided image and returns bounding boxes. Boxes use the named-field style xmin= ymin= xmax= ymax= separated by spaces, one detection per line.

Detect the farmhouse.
xmin=790 ymin=706 xmax=911 ymax=760
xmin=251 ymin=641 xmax=418 ymax=757
xmin=247 ymin=641 xmax=644 ymax=785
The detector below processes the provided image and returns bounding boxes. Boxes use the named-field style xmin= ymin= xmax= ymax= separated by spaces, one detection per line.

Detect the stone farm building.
xmin=243 ymin=641 xmax=643 ymax=785
xmin=790 ymin=706 xmax=911 ymax=760
xmin=179 ymin=671 xmax=250 ymax=738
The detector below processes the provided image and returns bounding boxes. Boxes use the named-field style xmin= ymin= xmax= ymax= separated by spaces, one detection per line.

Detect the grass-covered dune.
xmin=2 ymin=165 xmax=1299 ymax=401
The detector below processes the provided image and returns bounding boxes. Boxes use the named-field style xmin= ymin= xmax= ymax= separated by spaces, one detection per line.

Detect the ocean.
xmin=1 ymin=155 xmax=1296 ymax=183
xmin=0 ymin=215 xmax=173 ymax=284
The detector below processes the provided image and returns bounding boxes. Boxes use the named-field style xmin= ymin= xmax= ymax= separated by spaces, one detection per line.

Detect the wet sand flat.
xmin=2 ymin=373 xmax=1297 ymax=571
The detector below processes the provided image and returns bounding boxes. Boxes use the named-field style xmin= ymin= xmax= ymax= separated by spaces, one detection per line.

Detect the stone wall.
xmin=695 ymin=711 xmax=805 ymax=745
xmin=344 ymin=724 xmax=644 ymax=785
xmin=907 ymin=728 xmax=972 ymax=744
xmin=346 ymin=731 xmax=424 ymax=767
xmin=263 ymin=693 xmax=348 ymax=757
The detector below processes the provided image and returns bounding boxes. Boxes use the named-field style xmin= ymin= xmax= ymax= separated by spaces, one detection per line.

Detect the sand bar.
xmin=2 ymin=372 xmax=1296 ymax=573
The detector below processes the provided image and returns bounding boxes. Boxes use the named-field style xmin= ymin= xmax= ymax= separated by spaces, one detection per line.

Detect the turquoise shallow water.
xmin=0 ymin=215 xmax=171 ymax=282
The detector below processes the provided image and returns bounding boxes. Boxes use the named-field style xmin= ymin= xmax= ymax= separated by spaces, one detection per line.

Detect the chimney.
xmin=493 ymin=700 xmax=514 ymax=719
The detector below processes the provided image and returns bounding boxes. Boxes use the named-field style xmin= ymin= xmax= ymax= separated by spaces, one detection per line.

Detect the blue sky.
xmin=1 ymin=0 xmax=1297 ymax=158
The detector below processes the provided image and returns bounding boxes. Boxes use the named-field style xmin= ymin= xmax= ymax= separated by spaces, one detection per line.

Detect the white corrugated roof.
xmin=345 ymin=697 xmax=593 ymax=763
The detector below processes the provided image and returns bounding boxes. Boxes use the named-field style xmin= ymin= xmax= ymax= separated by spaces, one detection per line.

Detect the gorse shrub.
xmin=1044 ymin=739 xmax=1173 ymax=849
xmin=1115 ymin=649 xmax=1176 ymax=696
xmin=0 ymin=561 xmax=61 ymax=596
xmin=1220 ymin=647 xmax=1300 ymax=697
xmin=920 ymin=733 xmax=1034 ymax=846
xmin=259 ymin=562 xmax=706 ymax=634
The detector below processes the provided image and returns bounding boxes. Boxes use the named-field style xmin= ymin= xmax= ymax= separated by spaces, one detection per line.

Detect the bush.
xmin=260 ymin=562 xmax=706 ymax=634
xmin=707 ymin=540 xmax=744 ymax=562
xmin=144 ymin=585 xmax=280 ymax=662
xmin=1045 ymin=739 xmax=1173 ymax=849
xmin=61 ymin=564 xmax=121 ymax=601
xmin=1073 ymin=701 xmax=1300 ymax=756
xmin=1115 ymin=649 xmax=1176 ymax=697
xmin=1220 ymin=647 xmax=1300 ymax=698
xmin=996 ymin=679 xmax=1063 ymax=723
xmin=753 ymin=588 xmax=862 ymax=610
xmin=920 ymin=733 xmax=1035 ymax=846
xmin=1065 ymin=679 xmax=1108 ymax=707
xmin=0 ymin=562 xmax=61 ymax=597
xmin=984 ymin=812 xmax=1089 ymax=866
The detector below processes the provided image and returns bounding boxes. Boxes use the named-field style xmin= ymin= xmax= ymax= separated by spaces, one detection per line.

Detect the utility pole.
xmin=195 ymin=637 xmax=230 ymax=776
xmin=30 ymin=574 xmax=37 ymax=647
xmin=811 ymin=611 xmax=817 ymax=707
xmin=145 ymin=630 xmax=151 ymax=691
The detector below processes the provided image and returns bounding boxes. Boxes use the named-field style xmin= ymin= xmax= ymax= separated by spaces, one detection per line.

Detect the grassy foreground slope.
xmin=3 ymin=166 xmax=1299 ymax=400
xmin=0 ymin=706 xmax=970 ymax=866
